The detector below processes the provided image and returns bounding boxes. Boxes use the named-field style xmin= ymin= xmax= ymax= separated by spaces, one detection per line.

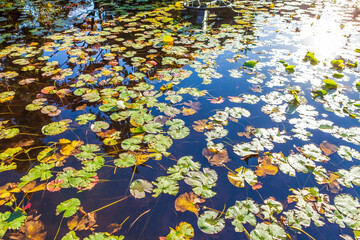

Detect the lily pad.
xmin=130 ymin=179 xmax=153 ymax=199
xmin=56 ymin=198 xmax=81 ymax=218
xmin=114 ymin=153 xmax=136 ymax=168
xmin=197 ymin=211 xmax=225 ymax=234
xmin=42 ymin=121 xmax=69 ymax=136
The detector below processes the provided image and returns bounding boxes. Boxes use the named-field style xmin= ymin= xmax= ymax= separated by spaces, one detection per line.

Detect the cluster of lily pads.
xmin=0 ymin=0 xmax=360 ymax=239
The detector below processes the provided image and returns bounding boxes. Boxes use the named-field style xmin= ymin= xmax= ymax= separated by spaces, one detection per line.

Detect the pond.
xmin=0 ymin=0 xmax=360 ymax=239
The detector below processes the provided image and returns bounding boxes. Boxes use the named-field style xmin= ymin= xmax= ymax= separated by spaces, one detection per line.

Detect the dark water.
xmin=0 ymin=0 xmax=360 ymax=239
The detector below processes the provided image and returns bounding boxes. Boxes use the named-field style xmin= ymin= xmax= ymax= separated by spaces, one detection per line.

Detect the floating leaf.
xmin=182 ymin=107 xmax=197 ymax=116
xmin=163 ymin=35 xmax=174 ymax=45
xmin=285 ymin=65 xmax=296 ymax=73
xmin=337 ymin=145 xmax=360 ymax=161
xmin=67 ymin=209 xmax=97 ymax=232
xmin=320 ymin=141 xmax=338 ymax=156
xmin=243 ymin=60 xmax=257 ymax=68
xmin=202 ymin=148 xmax=230 ymax=166
xmin=152 ymin=176 xmax=179 ymax=197
xmin=184 ymin=168 xmax=217 ymax=198
xmin=47 ymin=179 xmax=64 ymax=192
xmin=197 ymin=211 xmax=225 ymax=234
xmin=192 ymin=120 xmax=214 ymax=133
xmin=165 ymin=222 xmax=194 ymax=240
xmin=228 ymin=167 xmax=257 ymax=188
xmin=225 ymin=199 xmax=259 ymax=232
xmin=250 ymin=222 xmax=286 ymax=240
xmin=114 ymin=153 xmax=136 ymax=168
xmin=255 ymin=156 xmax=278 ymax=177
xmin=174 ymin=192 xmax=205 ymax=216
xmin=42 ymin=121 xmax=69 ymax=136
xmin=287 ymin=154 xmax=315 ymax=173
xmin=84 ymin=232 xmax=124 ymax=240
xmin=121 ymin=138 xmax=142 ymax=151
xmin=130 ymin=179 xmax=153 ymax=199
xmin=0 ymin=91 xmax=15 ymax=103
xmin=323 ymin=79 xmax=338 ymax=89
xmin=56 ymin=198 xmax=81 ymax=218
xmin=168 ymin=126 xmax=190 ymax=139
xmin=91 ymin=121 xmax=110 ymax=133
xmin=0 ymin=128 xmax=19 ymax=140
xmin=76 ymin=114 xmax=96 ymax=125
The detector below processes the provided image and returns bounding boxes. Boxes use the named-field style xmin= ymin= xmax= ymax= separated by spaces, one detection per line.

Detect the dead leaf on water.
xmin=255 ymin=156 xmax=278 ymax=177
xmin=202 ymin=148 xmax=231 ymax=166
xmin=320 ymin=141 xmax=338 ymax=156
xmin=174 ymin=192 xmax=205 ymax=216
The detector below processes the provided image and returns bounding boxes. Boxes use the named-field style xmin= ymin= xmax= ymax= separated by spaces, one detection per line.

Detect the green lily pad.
xmin=323 ymin=79 xmax=338 ymax=89
xmin=42 ymin=121 xmax=69 ymax=136
xmin=225 ymin=199 xmax=259 ymax=232
xmin=121 ymin=138 xmax=142 ymax=151
xmin=130 ymin=179 xmax=153 ymax=198
xmin=56 ymin=198 xmax=81 ymax=218
xmin=76 ymin=113 xmax=96 ymax=125
xmin=285 ymin=65 xmax=296 ymax=73
xmin=250 ymin=223 xmax=286 ymax=240
xmin=167 ymin=126 xmax=190 ymax=139
xmin=114 ymin=153 xmax=136 ymax=168
xmin=243 ymin=60 xmax=257 ymax=68
xmin=333 ymin=73 xmax=344 ymax=78
xmin=0 ymin=128 xmax=19 ymax=140
xmin=197 ymin=211 xmax=225 ymax=234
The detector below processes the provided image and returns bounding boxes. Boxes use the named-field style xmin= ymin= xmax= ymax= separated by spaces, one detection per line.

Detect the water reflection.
xmin=0 ymin=0 xmax=359 ymax=239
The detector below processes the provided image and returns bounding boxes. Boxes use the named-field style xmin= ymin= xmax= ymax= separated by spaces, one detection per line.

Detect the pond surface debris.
xmin=0 ymin=0 xmax=360 ymax=239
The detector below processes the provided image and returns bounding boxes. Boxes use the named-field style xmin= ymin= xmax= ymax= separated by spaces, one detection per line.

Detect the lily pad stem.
xmin=288 ymin=225 xmax=315 ymax=240
xmin=243 ymin=226 xmax=251 ymax=239
xmin=88 ymin=195 xmax=129 ymax=215
xmin=53 ymin=215 xmax=64 ymax=240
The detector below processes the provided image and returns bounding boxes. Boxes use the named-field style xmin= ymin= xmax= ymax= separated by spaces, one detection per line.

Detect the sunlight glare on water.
xmin=300 ymin=3 xmax=351 ymax=59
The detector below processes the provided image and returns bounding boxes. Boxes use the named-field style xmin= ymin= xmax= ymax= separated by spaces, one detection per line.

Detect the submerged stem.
xmin=288 ymin=225 xmax=315 ymax=240
xmin=88 ymin=195 xmax=129 ymax=215
xmin=53 ymin=215 xmax=64 ymax=240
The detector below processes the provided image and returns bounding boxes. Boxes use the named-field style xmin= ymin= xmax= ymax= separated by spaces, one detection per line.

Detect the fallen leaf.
xmin=320 ymin=141 xmax=338 ymax=156
xmin=202 ymin=148 xmax=231 ymax=166
xmin=183 ymin=101 xmax=201 ymax=110
xmin=96 ymin=129 xmax=117 ymax=138
xmin=255 ymin=156 xmax=278 ymax=177
xmin=182 ymin=107 xmax=197 ymax=116
xmin=20 ymin=181 xmax=46 ymax=194
xmin=192 ymin=120 xmax=214 ymax=132
xmin=67 ymin=207 xmax=97 ymax=231
xmin=75 ymin=104 xmax=87 ymax=110
xmin=10 ymin=214 xmax=47 ymax=240
xmin=174 ymin=192 xmax=205 ymax=216
xmin=107 ymin=223 xmax=122 ymax=235
xmin=237 ymin=126 xmax=255 ymax=139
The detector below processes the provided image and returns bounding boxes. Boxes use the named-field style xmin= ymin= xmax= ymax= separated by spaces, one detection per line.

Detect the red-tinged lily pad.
xmin=19 ymin=78 xmax=36 ymax=85
xmin=41 ymin=86 xmax=56 ymax=94
xmin=77 ymin=175 xmax=99 ymax=191
xmin=228 ymin=96 xmax=244 ymax=103
xmin=46 ymin=179 xmax=64 ymax=192
xmin=208 ymin=97 xmax=224 ymax=104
